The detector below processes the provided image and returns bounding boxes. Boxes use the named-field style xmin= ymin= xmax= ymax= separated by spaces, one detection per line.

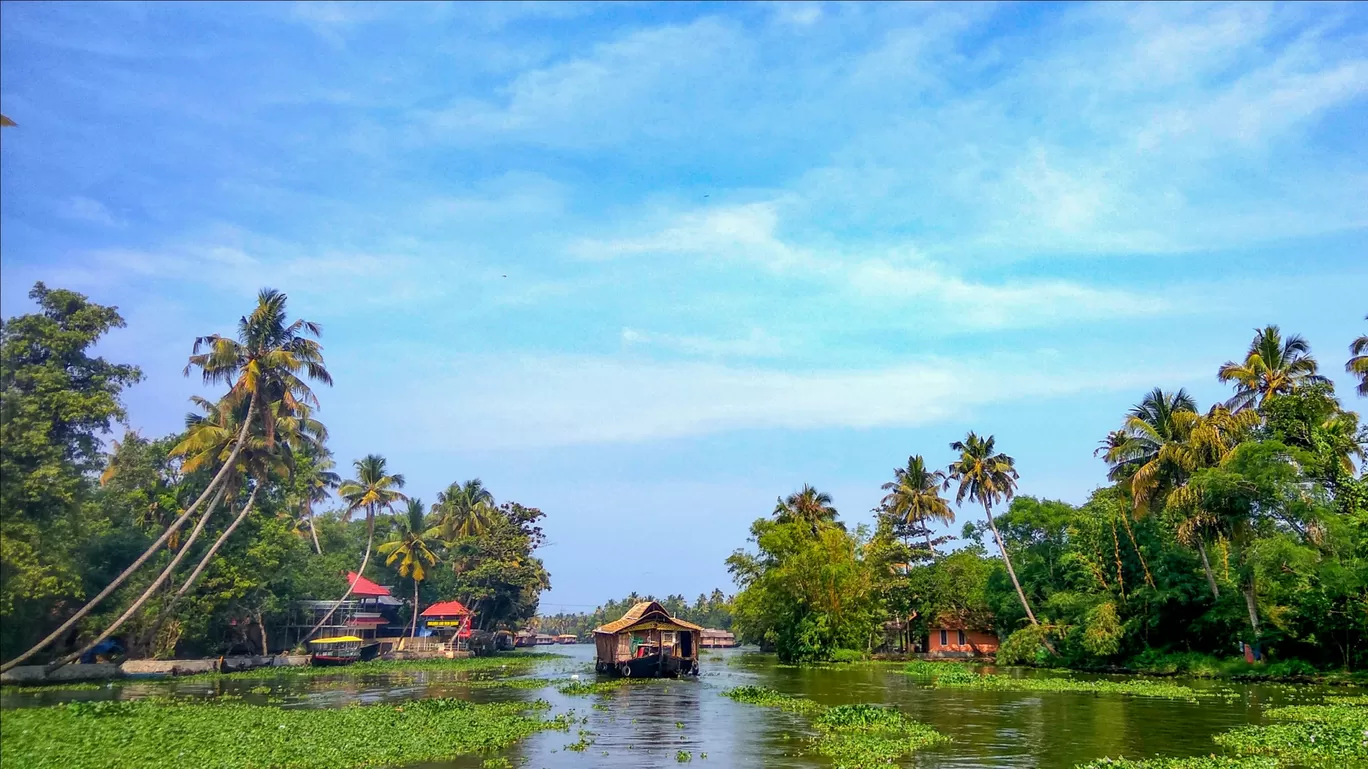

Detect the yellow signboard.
xmin=426 ymin=620 xmax=465 ymax=627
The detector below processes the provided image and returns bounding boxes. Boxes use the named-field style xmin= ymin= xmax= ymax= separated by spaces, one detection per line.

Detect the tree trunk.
xmin=983 ymin=503 xmax=1039 ymax=626
xmin=49 ymin=482 xmax=229 ymax=671
xmin=305 ymin=506 xmax=375 ymax=640
xmin=306 ymin=499 xmax=322 ymax=555
xmin=410 ymin=579 xmax=420 ymax=639
xmin=2 ymin=399 xmax=255 ymax=673
xmin=925 ymin=530 xmax=935 ymax=556
xmin=257 ymin=610 xmax=268 ymax=656
xmin=174 ymin=486 xmax=261 ymax=600
xmin=1242 ymin=575 xmax=1262 ymax=662
xmin=1197 ymin=540 xmax=1221 ymax=599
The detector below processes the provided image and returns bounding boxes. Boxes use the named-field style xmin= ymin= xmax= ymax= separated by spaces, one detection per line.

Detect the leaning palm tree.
xmin=433 ymin=478 xmax=496 ymax=541
xmin=52 ymin=396 xmax=320 ymax=669
xmin=296 ymin=449 xmax=341 ymax=554
xmin=380 ymin=498 xmax=441 ymax=640
xmin=945 ymin=432 xmax=1042 ymax=629
xmin=307 ymin=454 xmax=407 ymax=638
xmin=773 ymin=484 xmax=841 ymax=535
xmin=1217 ymin=325 xmax=1327 ymax=411
xmin=880 ymin=455 xmax=953 ymax=553
xmin=1104 ymin=388 xmax=1199 ymax=510
xmin=1349 ymin=315 xmax=1368 ymax=398
xmin=3 ymin=288 xmax=330 ymax=672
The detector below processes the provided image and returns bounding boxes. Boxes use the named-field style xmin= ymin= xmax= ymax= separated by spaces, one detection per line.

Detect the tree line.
xmin=0 ymin=284 xmax=550 ymax=668
xmin=728 ymin=321 xmax=1368 ymax=668
xmin=537 ymin=590 xmax=735 ymax=639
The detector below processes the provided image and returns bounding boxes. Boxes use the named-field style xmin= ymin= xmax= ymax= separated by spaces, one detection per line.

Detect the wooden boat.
xmin=592 ymin=601 xmax=702 ymax=678
xmin=555 ymin=634 xmax=578 ymax=645
xmin=309 ymin=636 xmax=373 ymax=666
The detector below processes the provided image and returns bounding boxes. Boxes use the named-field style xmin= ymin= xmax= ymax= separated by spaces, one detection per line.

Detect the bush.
xmin=829 ymin=648 xmax=867 ymax=664
xmin=997 ymin=625 xmax=1051 ymax=666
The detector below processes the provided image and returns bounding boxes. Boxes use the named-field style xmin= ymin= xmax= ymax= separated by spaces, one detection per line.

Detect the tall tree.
xmin=772 ymin=484 xmax=841 ymax=536
xmin=380 ymin=499 xmax=440 ymax=640
xmin=880 ymin=455 xmax=953 ymax=553
xmin=945 ymin=433 xmax=1043 ymax=632
xmin=1349 ymin=315 xmax=1368 ymax=398
xmin=294 ymin=449 xmax=340 ymax=554
xmin=0 ymin=284 xmax=143 ymax=662
xmin=1218 ymin=325 xmax=1327 ymax=412
xmin=308 ymin=454 xmax=406 ymax=637
xmin=433 ymin=479 xmax=496 ymax=541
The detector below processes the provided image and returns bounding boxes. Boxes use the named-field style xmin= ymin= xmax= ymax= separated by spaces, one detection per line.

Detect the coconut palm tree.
xmin=295 ymin=449 xmax=340 ymax=554
xmin=308 ymin=454 xmax=407 ymax=638
xmin=773 ymin=484 xmax=841 ymax=536
xmin=433 ymin=479 xmax=496 ymax=541
xmin=3 ymin=288 xmax=330 ymax=673
xmin=1103 ymin=388 xmax=1199 ymax=510
xmin=380 ymin=498 xmax=441 ymax=640
xmin=1218 ymin=325 xmax=1327 ymax=412
xmin=945 ymin=432 xmax=1042 ymax=631
xmin=880 ymin=455 xmax=953 ymax=553
xmin=1349 ymin=315 xmax=1368 ymax=398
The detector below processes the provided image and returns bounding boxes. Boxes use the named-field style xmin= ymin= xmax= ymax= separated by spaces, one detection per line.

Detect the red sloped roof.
xmin=347 ymin=571 xmax=391 ymax=597
xmin=421 ymin=600 xmax=471 ymax=617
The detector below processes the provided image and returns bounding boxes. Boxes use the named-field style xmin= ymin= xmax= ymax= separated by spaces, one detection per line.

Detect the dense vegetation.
xmin=726 ymin=323 xmax=1368 ymax=670
xmin=537 ymin=590 xmax=734 ymax=638
xmin=1 ymin=284 xmax=550 ymax=666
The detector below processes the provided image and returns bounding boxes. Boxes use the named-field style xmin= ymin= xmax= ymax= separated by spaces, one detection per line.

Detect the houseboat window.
xmin=957 ymin=630 xmax=966 ymax=645
xmin=939 ymin=629 xmax=947 ymax=646
xmin=661 ymin=631 xmax=675 ymax=645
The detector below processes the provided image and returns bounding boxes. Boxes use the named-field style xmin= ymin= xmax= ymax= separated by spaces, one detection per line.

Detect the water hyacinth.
xmin=1 ymin=697 xmax=571 ymax=769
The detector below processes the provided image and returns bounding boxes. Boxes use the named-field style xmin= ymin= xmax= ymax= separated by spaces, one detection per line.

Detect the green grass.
xmin=722 ymin=687 xmax=948 ymax=768
xmin=904 ymin=663 xmax=1211 ymax=701
xmin=0 ymin=697 xmax=570 ymax=769
xmin=556 ymin=677 xmax=669 ymax=696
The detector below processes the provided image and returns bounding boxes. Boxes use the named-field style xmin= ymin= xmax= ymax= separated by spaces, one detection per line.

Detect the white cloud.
xmin=58 ymin=196 xmax=121 ymax=227
xmin=358 ymin=351 xmax=1198 ymax=450
xmin=621 ymin=327 xmax=787 ymax=358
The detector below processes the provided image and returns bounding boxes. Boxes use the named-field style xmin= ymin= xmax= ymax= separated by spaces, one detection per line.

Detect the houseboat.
xmin=700 ymin=628 xmax=738 ymax=648
xmin=555 ymin=634 xmax=578 ymax=645
xmin=593 ymin=600 xmax=702 ymax=677
xmin=308 ymin=636 xmax=380 ymax=666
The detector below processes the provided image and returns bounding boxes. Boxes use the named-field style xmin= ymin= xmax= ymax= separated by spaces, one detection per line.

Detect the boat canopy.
xmin=309 ymin=636 xmax=364 ymax=644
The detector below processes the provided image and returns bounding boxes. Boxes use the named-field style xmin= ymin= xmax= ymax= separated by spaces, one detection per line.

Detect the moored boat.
xmin=592 ymin=601 xmax=702 ymax=678
xmin=309 ymin=636 xmax=366 ymax=666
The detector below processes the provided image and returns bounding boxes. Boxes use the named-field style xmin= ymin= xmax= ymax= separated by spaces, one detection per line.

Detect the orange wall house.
xmin=927 ymin=625 xmax=999 ymax=657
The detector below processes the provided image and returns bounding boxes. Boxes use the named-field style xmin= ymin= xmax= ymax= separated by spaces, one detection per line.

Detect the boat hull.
xmin=596 ymin=654 xmax=697 ymax=678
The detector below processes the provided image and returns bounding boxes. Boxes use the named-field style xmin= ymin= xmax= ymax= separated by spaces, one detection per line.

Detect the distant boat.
xmin=592 ymin=601 xmax=702 ymax=678
xmin=700 ymin=629 xmax=738 ymax=648
xmin=555 ymin=634 xmax=578 ymax=645
xmin=309 ymin=636 xmax=379 ymax=666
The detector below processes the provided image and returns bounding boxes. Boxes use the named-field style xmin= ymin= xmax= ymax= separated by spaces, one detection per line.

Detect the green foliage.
xmin=923 ymin=669 xmax=1208 ymax=700
xmin=997 ymin=625 xmax=1052 ymax=666
xmin=1075 ymin=758 xmax=1276 ymax=769
xmin=539 ymin=588 xmax=733 ymax=638
xmin=0 ymin=697 xmax=568 ymax=769
xmin=1214 ymin=701 xmax=1368 ymax=763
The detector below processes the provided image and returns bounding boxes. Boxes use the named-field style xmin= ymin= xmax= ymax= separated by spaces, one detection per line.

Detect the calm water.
xmin=2 ymin=646 xmax=1344 ymax=768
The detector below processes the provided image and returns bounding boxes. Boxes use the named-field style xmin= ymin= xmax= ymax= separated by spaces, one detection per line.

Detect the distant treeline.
xmin=537 ymin=590 xmax=734 ymax=638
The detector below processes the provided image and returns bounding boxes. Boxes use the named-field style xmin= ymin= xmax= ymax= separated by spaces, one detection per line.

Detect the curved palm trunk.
xmin=1197 ymin=540 xmax=1221 ymax=599
xmin=48 ymin=482 xmax=229 ymax=672
xmin=2 ymin=399 xmax=255 ymax=673
xmin=1242 ymin=575 xmax=1262 ymax=661
xmin=307 ymin=503 xmax=323 ymax=555
xmin=305 ymin=507 xmax=375 ymax=641
xmin=410 ymin=580 xmax=420 ymax=639
xmin=174 ymin=485 xmax=261 ymax=600
xmin=983 ymin=502 xmax=1039 ymax=626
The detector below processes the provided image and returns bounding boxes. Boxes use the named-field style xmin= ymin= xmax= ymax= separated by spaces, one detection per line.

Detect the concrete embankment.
xmin=1 ymin=655 xmax=310 ymax=685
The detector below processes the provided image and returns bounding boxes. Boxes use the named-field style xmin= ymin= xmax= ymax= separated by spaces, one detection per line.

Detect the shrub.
xmin=997 ymin=625 xmax=1051 ymax=666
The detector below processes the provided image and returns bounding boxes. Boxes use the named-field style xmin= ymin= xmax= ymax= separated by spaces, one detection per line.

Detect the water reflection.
xmin=0 ymin=645 xmax=1337 ymax=768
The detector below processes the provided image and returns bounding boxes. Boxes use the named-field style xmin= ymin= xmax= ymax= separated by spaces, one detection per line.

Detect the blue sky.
xmin=2 ymin=1 xmax=1365 ymax=613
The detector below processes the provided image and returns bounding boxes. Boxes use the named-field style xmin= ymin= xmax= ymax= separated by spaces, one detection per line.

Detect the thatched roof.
xmin=592 ymin=601 xmax=704 ymax=635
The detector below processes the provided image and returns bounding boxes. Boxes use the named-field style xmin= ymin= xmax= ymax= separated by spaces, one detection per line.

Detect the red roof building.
xmin=347 ymin=571 xmax=391 ymax=597
xmin=421 ymin=600 xmax=470 ymax=618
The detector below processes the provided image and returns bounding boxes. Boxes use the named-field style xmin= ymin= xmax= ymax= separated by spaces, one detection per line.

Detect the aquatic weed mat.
xmin=0 ymin=697 xmax=572 ymax=769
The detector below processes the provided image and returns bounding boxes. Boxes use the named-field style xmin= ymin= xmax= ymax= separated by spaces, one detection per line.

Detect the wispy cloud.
xmin=621 ymin=327 xmax=787 ymax=359
xmin=57 ymin=196 xmax=121 ymax=227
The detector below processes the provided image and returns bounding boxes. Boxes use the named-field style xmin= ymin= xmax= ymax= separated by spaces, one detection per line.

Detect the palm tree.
xmin=1349 ymin=315 xmax=1368 ymax=398
xmin=880 ymin=455 xmax=953 ymax=553
xmin=380 ymin=498 xmax=441 ymax=640
xmin=773 ymin=484 xmax=841 ymax=535
xmin=1218 ymin=325 xmax=1327 ymax=411
xmin=308 ymin=454 xmax=407 ymax=638
xmin=296 ymin=450 xmax=341 ymax=554
xmin=945 ymin=432 xmax=1042 ymax=631
xmin=433 ymin=479 xmax=496 ymax=541
xmin=1104 ymin=388 xmax=1199 ymax=511
xmin=4 ymin=288 xmax=330 ymax=673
